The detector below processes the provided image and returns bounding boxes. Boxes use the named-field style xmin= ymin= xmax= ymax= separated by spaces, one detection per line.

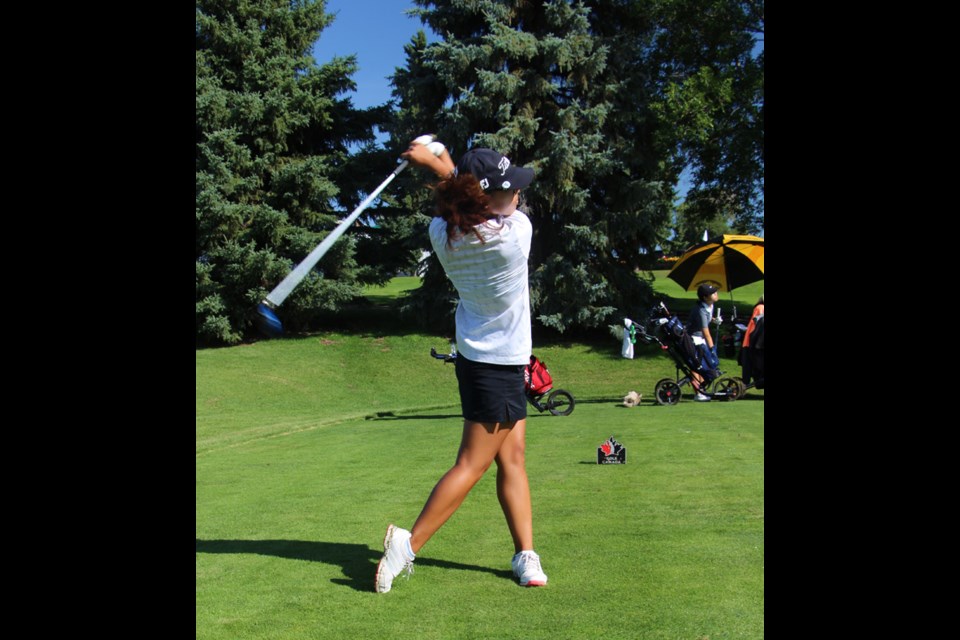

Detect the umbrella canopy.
xmin=667 ymin=234 xmax=764 ymax=292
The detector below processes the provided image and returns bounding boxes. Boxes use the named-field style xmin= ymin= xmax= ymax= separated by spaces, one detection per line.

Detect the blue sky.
xmin=311 ymin=0 xmax=436 ymax=110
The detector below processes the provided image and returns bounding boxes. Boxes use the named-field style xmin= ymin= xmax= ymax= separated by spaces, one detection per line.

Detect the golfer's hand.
xmin=402 ymin=140 xmax=455 ymax=178
xmin=401 ymin=141 xmax=436 ymax=165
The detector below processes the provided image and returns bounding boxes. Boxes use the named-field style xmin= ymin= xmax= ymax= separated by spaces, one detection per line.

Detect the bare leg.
xmin=495 ymin=419 xmax=533 ymax=553
xmin=690 ymin=371 xmax=703 ymax=393
xmin=409 ymin=420 xmax=517 ymax=554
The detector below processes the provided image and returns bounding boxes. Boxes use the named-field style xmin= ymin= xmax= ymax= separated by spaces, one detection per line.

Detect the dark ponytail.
xmin=432 ymin=174 xmax=494 ymax=246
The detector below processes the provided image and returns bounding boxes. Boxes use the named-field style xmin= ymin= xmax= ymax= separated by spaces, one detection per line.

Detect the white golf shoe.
xmin=375 ymin=524 xmax=415 ymax=593
xmin=512 ymin=550 xmax=548 ymax=587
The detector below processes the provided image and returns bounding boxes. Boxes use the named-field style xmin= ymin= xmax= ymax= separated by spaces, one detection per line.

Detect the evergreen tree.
xmin=385 ymin=31 xmax=461 ymax=332
xmin=398 ymin=0 xmax=633 ymax=333
xmin=663 ymin=200 xmax=734 ymax=257
xmin=395 ymin=0 xmax=763 ymax=334
xmin=196 ymin=0 xmax=390 ymax=345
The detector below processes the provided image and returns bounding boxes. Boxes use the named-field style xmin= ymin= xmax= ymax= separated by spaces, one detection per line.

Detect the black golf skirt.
xmin=454 ymin=355 xmax=527 ymax=423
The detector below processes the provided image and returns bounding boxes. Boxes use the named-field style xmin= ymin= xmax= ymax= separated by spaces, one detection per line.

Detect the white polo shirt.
xmin=429 ymin=211 xmax=532 ymax=365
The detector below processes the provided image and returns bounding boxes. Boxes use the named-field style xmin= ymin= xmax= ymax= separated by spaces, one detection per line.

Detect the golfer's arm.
xmin=427 ymin=150 xmax=455 ymax=179
xmin=404 ymin=144 xmax=455 ymax=179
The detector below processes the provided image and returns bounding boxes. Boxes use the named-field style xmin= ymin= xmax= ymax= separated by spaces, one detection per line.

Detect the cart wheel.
xmin=546 ymin=389 xmax=575 ymax=416
xmin=732 ymin=377 xmax=747 ymax=397
xmin=714 ymin=377 xmax=742 ymax=401
xmin=654 ymin=379 xmax=682 ymax=405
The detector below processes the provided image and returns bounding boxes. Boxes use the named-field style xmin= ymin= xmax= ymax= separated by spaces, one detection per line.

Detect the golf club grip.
xmin=264 ymin=160 xmax=410 ymax=308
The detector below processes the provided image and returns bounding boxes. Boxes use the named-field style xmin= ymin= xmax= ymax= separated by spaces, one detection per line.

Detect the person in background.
xmin=686 ymin=283 xmax=720 ymax=402
xmin=740 ymin=294 xmax=764 ymax=385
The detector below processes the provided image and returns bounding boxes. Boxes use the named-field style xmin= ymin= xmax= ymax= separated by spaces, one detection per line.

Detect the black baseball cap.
xmin=455 ymin=148 xmax=534 ymax=192
xmin=697 ymin=283 xmax=719 ymax=298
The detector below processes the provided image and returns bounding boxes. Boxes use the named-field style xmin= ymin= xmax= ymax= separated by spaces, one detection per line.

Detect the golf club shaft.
xmin=263 ymin=160 xmax=410 ymax=308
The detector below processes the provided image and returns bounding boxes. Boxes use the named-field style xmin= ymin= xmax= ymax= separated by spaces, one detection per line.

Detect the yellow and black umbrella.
xmin=667 ymin=234 xmax=764 ymax=292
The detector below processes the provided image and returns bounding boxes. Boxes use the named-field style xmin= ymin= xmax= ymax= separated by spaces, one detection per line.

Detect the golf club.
xmin=255 ymin=135 xmax=445 ymax=337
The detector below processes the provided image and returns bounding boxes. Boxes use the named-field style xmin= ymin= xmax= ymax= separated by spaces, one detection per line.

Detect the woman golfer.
xmin=375 ymin=139 xmax=548 ymax=593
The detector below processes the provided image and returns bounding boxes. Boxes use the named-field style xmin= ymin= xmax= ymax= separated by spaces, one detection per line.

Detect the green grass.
xmin=197 ymin=286 xmax=764 ymax=639
xmin=361 ymin=276 xmax=423 ymax=305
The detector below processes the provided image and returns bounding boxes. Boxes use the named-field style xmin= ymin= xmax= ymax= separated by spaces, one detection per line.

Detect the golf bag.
xmin=635 ymin=301 xmax=744 ymax=404
xmin=662 ymin=315 xmax=719 ymax=382
xmin=524 ymin=355 xmax=554 ymax=395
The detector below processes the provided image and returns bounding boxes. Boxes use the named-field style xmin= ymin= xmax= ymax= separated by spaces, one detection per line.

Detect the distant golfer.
xmin=687 ymin=283 xmax=720 ymax=401
xmin=375 ymin=139 xmax=548 ymax=593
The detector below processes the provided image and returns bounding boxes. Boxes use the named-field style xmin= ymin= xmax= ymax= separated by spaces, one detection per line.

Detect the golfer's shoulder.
xmin=504 ymin=210 xmax=532 ymax=233
xmin=428 ymin=216 xmax=447 ymax=242
xmin=508 ymin=210 xmax=531 ymax=226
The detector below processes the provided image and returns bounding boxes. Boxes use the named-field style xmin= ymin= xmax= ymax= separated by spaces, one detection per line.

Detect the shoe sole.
xmin=374 ymin=524 xmax=397 ymax=593
xmin=514 ymin=567 xmax=548 ymax=587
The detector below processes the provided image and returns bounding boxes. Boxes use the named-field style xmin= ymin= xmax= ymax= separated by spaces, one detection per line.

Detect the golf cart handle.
xmin=633 ymin=325 xmax=662 ymax=347
xmin=430 ymin=347 xmax=457 ymax=363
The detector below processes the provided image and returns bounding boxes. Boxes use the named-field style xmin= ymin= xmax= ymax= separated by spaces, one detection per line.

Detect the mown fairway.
xmin=197 ymin=293 xmax=764 ymax=639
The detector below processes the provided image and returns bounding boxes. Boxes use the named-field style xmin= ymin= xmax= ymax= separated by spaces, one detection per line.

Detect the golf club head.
xmin=254 ymin=302 xmax=283 ymax=338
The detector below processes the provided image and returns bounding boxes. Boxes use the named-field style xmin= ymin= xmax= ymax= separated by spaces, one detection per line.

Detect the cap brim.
xmin=506 ymin=166 xmax=534 ymax=190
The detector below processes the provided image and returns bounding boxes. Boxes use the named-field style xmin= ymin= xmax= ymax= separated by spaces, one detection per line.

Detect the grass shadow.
xmin=365 ymin=411 xmax=463 ymax=421
xmin=570 ymin=396 xmax=633 ymax=406
xmin=195 ymin=539 xmax=514 ymax=592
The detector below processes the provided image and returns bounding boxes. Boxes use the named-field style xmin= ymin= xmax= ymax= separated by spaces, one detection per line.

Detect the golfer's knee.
xmin=454 ymin=455 xmax=494 ymax=479
xmin=497 ymin=442 xmax=526 ymax=469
